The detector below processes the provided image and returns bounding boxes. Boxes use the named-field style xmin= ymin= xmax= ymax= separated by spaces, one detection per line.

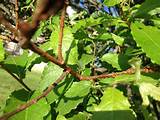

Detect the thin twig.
xmin=15 ymin=0 xmax=19 ymax=29
xmin=0 ymin=65 xmax=31 ymax=91
xmin=0 ymin=71 xmax=68 ymax=120
xmin=29 ymin=42 xmax=135 ymax=80
xmin=57 ymin=2 xmax=67 ymax=63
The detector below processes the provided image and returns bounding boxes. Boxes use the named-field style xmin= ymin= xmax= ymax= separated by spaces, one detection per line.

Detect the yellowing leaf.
xmin=139 ymin=83 xmax=160 ymax=106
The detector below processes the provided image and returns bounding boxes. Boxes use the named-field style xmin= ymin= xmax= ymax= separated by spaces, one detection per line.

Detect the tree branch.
xmin=28 ymin=42 xmax=135 ymax=80
xmin=0 ymin=71 xmax=68 ymax=120
xmin=57 ymin=2 xmax=67 ymax=63
xmin=15 ymin=0 xmax=19 ymax=29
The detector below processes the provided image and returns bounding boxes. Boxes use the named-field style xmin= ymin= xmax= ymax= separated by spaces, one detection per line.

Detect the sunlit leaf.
xmin=57 ymin=115 xmax=67 ymax=120
xmin=104 ymin=0 xmax=122 ymax=6
xmin=92 ymin=87 xmax=135 ymax=120
xmin=111 ymin=33 xmax=124 ymax=46
xmin=50 ymin=27 xmax=77 ymax=64
xmin=39 ymin=62 xmax=63 ymax=91
xmin=131 ymin=22 xmax=160 ymax=64
xmin=101 ymin=53 xmax=129 ymax=70
xmin=0 ymin=40 xmax=5 ymax=62
xmin=78 ymin=54 xmax=94 ymax=70
xmin=4 ymin=90 xmax=50 ymax=120
xmin=134 ymin=0 xmax=160 ymax=17
xmin=139 ymin=83 xmax=160 ymax=106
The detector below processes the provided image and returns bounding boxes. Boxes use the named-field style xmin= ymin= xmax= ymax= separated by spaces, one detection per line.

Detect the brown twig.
xmin=28 ymin=42 xmax=135 ymax=80
xmin=0 ymin=0 xmax=159 ymax=119
xmin=0 ymin=65 xmax=31 ymax=91
xmin=15 ymin=0 xmax=19 ymax=29
xmin=57 ymin=2 xmax=67 ymax=63
xmin=0 ymin=71 xmax=68 ymax=120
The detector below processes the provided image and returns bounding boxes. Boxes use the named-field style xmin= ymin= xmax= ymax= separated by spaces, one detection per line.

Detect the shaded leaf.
xmin=68 ymin=112 xmax=91 ymax=120
xmin=101 ymin=53 xmax=129 ymax=70
xmin=57 ymin=81 xmax=91 ymax=115
xmin=4 ymin=89 xmax=50 ymax=120
xmin=134 ymin=0 xmax=160 ymax=17
xmin=46 ymin=76 xmax=74 ymax=104
xmin=78 ymin=54 xmax=94 ymax=70
xmin=3 ymin=51 xmax=29 ymax=78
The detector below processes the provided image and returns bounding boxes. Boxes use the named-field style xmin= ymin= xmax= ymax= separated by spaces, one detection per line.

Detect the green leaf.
xmin=39 ymin=62 xmax=63 ymax=91
xmin=57 ymin=115 xmax=67 ymax=120
xmin=46 ymin=76 xmax=74 ymax=104
xmin=72 ymin=17 xmax=103 ymax=33
xmin=82 ymin=68 xmax=91 ymax=76
xmin=100 ymin=73 xmax=159 ymax=85
xmin=101 ymin=53 xmax=121 ymax=70
xmin=0 ymin=40 xmax=4 ymax=62
xmin=68 ymin=112 xmax=90 ymax=120
xmin=26 ymin=0 xmax=32 ymax=4
xmin=23 ymin=71 xmax=42 ymax=90
xmin=92 ymin=87 xmax=135 ymax=120
xmin=96 ymin=33 xmax=112 ymax=41
xmin=3 ymin=51 xmax=29 ymax=78
xmin=134 ymin=0 xmax=160 ymax=17
xmin=101 ymin=53 xmax=129 ymax=70
xmin=104 ymin=0 xmax=122 ymax=6
xmin=66 ymin=40 xmax=78 ymax=65
xmin=131 ymin=22 xmax=160 ymax=64
xmin=4 ymin=90 xmax=50 ymax=120
xmin=139 ymin=83 xmax=160 ymax=106
xmin=99 ymin=75 xmax=134 ymax=85
xmin=57 ymin=81 xmax=91 ymax=115
xmin=78 ymin=54 xmax=94 ymax=70
xmin=111 ymin=33 xmax=124 ymax=46
xmin=50 ymin=27 xmax=77 ymax=64
xmin=0 ymin=69 xmax=22 ymax=113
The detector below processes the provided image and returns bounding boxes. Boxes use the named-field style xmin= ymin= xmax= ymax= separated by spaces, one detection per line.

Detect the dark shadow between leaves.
xmin=9 ymin=89 xmax=32 ymax=101
xmin=141 ymin=72 xmax=160 ymax=80
xmin=28 ymin=49 xmax=55 ymax=71
xmin=118 ymin=54 xmax=130 ymax=70
xmin=3 ymin=64 xmax=26 ymax=79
